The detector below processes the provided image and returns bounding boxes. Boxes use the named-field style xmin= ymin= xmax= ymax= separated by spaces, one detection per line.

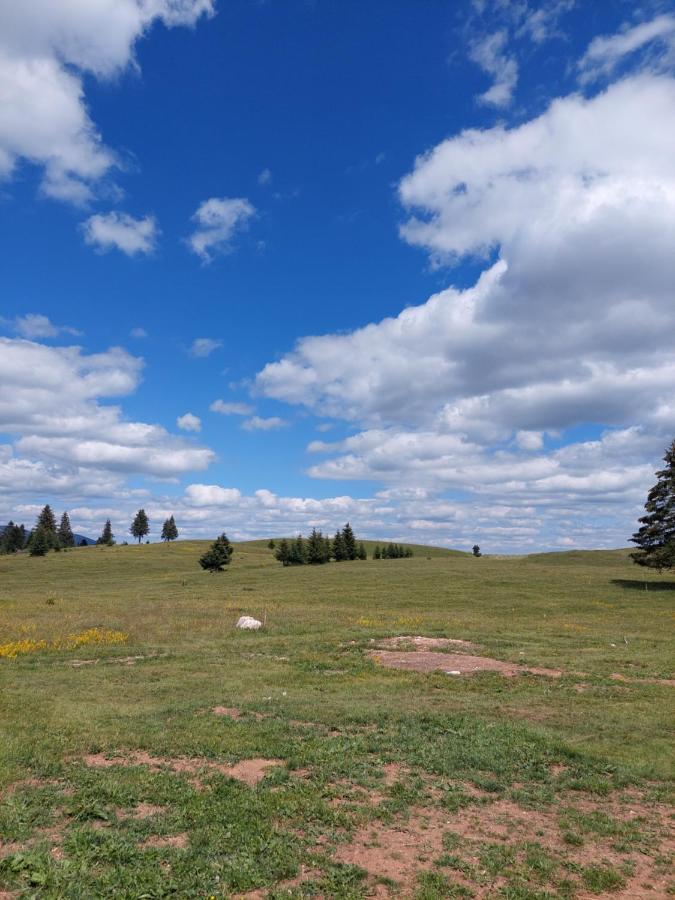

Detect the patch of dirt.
xmin=610 ymin=672 xmax=675 ymax=687
xmin=335 ymin=806 xmax=451 ymax=893
xmin=212 ymin=706 xmax=241 ymax=718
xmin=234 ymin=866 xmax=322 ymax=898
xmin=376 ymin=635 xmax=477 ymax=651
xmin=368 ymin=649 xmax=561 ymax=678
xmin=139 ymin=832 xmax=188 ymax=850
xmin=121 ymin=802 xmax=166 ymax=820
xmin=382 ymin=762 xmax=407 ymax=787
xmin=81 ymin=751 xmax=283 ymax=787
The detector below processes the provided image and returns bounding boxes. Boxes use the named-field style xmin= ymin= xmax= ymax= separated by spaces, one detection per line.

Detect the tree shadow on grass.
xmin=611 ymin=579 xmax=675 ymax=591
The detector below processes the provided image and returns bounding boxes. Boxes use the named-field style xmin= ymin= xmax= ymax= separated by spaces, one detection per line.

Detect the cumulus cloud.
xmin=10 ymin=313 xmax=81 ymax=340
xmin=188 ymin=338 xmax=222 ymax=358
xmin=254 ymin=73 xmax=675 ymax=549
xmin=469 ymin=31 xmax=519 ymax=107
xmin=0 ymin=336 xmax=215 ymax=497
xmin=188 ymin=197 xmax=256 ymax=262
xmin=258 ymin=168 xmax=272 ymax=185
xmin=82 ymin=212 xmax=158 ymax=255
xmin=579 ymin=15 xmax=675 ymax=83
xmin=242 ymin=416 xmax=288 ymax=431
xmin=209 ymin=400 xmax=254 ymax=416
xmin=177 ymin=412 xmax=201 ymax=432
xmin=0 ymin=1 xmax=214 ymax=203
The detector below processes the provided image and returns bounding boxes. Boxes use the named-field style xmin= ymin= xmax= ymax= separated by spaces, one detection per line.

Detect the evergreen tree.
xmin=332 ymin=529 xmax=347 ymax=561
xmin=37 ymin=504 xmax=57 ymax=534
xmin=357 ymin=542 xmax=367 ymax=560
xmin=631 ymin=441 xmax=675 ymax=571
xmin=268 ymin=539 xmax=275 ymax=549
xmin=307 ymin=528 xmax=328 ymax=564
xmin=58 ymin=511 xmax=75 ymax=548
xmin=472 ymin=544 xmax=482 ymax=557
xmin=130 ymin=509 xmax=150 ymax=544
xmin=289 ymin=535 xmax=307 ymax=565
xmin=29 ymin=525 xmax=50 ymax=557
xmin=275 ymin=538 xmax=291 ymax=566
xmin=79 ymin=538 xmax=88 ymax=547
xmin=1 ymin=522 xmax=25 ymax=554
xmin=161 ymin=515 xmax=178 ymax=542
xmin=342 ymin=522 xmax=357 ymax=560
xmin=199 ymin=533 xmax=234 ymax=572
xmin=373 ymin=545 xmax=381 ymax=560
xmin=98 ymin=520 xmax=115 ymax=546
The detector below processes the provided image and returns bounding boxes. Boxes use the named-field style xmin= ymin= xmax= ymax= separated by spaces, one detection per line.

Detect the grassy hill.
xmin=0 ymin=540 xmax=673 ymax=897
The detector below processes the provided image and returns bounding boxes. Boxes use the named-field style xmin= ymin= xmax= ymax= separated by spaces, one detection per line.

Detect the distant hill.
xmin=0 ymin=524 xmax=96 ymax=546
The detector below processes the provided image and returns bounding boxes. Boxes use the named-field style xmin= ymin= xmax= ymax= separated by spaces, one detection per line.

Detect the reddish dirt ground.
xmin=368 ymin=648 xmax=562 ymax=677
xmin=82 ymin=751 xmax=283 ymax=787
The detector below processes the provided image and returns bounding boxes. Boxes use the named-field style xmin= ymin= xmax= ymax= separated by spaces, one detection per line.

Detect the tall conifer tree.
xmin=631 ymin=440 xmax=675 ymax=571
xmin=58 ymin=511 xmax=75 ymax=548
xmin=130 ymin=509 xmax=150 ymax=543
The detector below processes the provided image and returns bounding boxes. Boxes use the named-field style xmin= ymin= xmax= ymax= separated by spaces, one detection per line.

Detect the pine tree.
xmin=29 ymin=525 xmax=50 ymax=557
xmin=289 ymin=535 xmax=307 ymax=565
xmin=1 ymin=522 xmax=24 ymax=554
xmin=357 ymin=542 xmax=367 ymax=560
xmin=98 ymin=520 xmax=115 ymax=546
xmin=58 ymin=512 xmax=75 ymax=548
xmin=342 ymin=522 xmax=357 ymax=560
xmin=199 ymin=533 xmax=234 ymax=572
xmin=307 ymin=528 xmax=327 ymax=564
xmin=332 ymin=529 xmax=347 ymax=561
xmin=472 ymin=544 xmax=481 ymax=557
xmin=373 ymin=545 xmax=381 ymax=560
xmin=631 ymin=441 xmax=675 ymax=571
xmin=161 ymin=515 xmax=178 ymax=542
xmin=37 ymin=504 xmax=57 ymax=534
xmin=275 ymin=538 xmax=291 ymax=566
xmin=268 ymin=539 xmax=275 ymax=549
xmin=130 ymin=509 xmax=150 ymax=544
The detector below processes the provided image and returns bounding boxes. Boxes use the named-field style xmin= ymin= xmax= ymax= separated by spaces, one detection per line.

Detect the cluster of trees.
xmin=631 ymin=440 xmax=675 ymax=572
xmin=373 ymin=543 xmax=414 ymax=559
xmin=1 ymin=505 xmax=181 ymax=556
xmin=199 ymin=533 xmax=234 ymax=572
xmin=274 ymin=523 xmax=367 ymax=566
xmin=4 ymin=506 xmax=79 ymax=557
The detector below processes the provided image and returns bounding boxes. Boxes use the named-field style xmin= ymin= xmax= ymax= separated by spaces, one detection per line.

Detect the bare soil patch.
xmin=212 ymin=706 xmax=242 ymax=718
xmin=368 ymin=649 xmax=561 ymax=678
xmin=82 ymin=751 xmax=283 ymax=787
xmin=139 ymin=832 xmax=188 ymax=850
xmin=610 ymin=672 xmax=675 ymax=687
xmin=375 ymin=635 xmax=477 ymax=651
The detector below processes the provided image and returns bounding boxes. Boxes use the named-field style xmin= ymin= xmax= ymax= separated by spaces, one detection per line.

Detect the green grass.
xmin=0 ymin=541 xmax=673 ymax=898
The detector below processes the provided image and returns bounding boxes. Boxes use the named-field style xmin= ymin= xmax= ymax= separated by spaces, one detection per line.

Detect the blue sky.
xmin=1 ymin=0 xmax=675 ymax=550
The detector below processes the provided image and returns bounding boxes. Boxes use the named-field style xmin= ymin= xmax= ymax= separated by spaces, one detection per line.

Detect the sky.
xmin=1 ymin=0 xmax=675 ymax=552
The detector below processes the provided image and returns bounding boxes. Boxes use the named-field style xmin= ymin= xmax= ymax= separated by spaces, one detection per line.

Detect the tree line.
xmin=0 ymin=505 xmax=180 ymax=556
xmin=372 ymin=543 xmax=414 ymax=559
xmin=272 ymin=523 xmax=367 ymax=566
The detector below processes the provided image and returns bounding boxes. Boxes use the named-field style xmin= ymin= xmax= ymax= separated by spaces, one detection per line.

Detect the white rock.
xmin=236 ymin=615 xmax=263 ymax=630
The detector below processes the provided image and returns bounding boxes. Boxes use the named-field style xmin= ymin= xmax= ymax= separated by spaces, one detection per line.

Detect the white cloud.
xmin=515 ymin=430 xmax=544 ymax=451
xmin=11 ymin=313 xmax=80 ymax=340
xmin=177 ymin=412 xmax=201 ymax=432
xmin=469 ymin=30 xmax=519 ymax=107
xmin=130 ymin=327 xmax=147 ymax=339
xmin=188 ymin=197 xmax=256 ymax=262
xmin=82 ymin=212 xmax=158 ymax=255
xmin=0 ymin=1 xmax=214 ymax=204
xmin=209 ymin=400 xmax=254 ymax=416
xmin=189 ymin=338 xmax=222 ymax=358
xmin=0 ymin=336 xmax=215 ymax=489
xmin=258 ymin=168 xmax=272 ymax=185
xmin=242 ymin=416 xmax=288 ymax=432
xmin=254 ymin=74 xmax=675 ymax=549
xmin=579 ymin=15 xmax=675 ymax=83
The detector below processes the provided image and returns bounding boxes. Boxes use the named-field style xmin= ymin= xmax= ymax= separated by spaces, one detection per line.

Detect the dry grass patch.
xmin=82 ymin=751 xmax=283 ymax=787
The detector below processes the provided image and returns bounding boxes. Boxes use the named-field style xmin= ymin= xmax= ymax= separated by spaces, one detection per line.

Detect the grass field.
xmin=0 ymin=541 xmax=673 ymax=898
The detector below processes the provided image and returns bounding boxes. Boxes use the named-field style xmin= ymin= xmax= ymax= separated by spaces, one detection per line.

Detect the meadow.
xmin=0 ymin=540 xmax=673 ymax=898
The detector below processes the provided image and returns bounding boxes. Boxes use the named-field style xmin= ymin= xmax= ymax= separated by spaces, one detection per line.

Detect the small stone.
xmin=446 ymin=670 xmax=462 ymax=676
xmin=236 ymin=616 xmax=262 ymax=630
